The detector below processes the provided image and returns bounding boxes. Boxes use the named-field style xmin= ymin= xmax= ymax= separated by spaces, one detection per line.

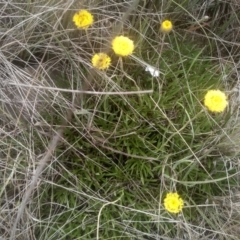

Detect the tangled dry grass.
xmin=0 ymin=0 xmax=240 ymax=239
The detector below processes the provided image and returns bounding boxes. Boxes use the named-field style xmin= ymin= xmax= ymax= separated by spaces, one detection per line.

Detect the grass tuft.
xmin=0 ymin=0 xmax=240 ymax=239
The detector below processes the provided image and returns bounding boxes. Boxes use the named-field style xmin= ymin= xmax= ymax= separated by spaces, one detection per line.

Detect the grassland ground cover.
xmin=0 ymin=0 xmax=240 ymax=239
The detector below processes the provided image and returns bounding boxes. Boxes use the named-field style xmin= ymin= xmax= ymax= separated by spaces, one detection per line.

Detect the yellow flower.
xmin=164 ymin=192 xmax=184 ymax=214
xmin=92 ymin=53 xmax=111 ymax=70
xmin=73 ymin=10 xmax=93 ymax=29
xmin=204 ymin=89 xmax=228 ymax=113
xmin=112 ymin=36 xmax=134 ymax=57
xmin=160 ymin=20 xmax=173 ymax=33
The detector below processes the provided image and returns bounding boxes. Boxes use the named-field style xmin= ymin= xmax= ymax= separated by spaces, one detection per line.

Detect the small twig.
xmin=7 ymin=83 xmax=153 ymax=95
xmin=96 ymin=193 xmax=123 ymax=240
xmin=99 ymin=142 xmax=159 ymax=161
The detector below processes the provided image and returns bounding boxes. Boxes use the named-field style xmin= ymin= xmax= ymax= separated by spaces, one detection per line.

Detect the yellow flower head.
xmin=164 ymin=192 xmax=184 ymax=214
xmin=160 ymin=20 xmax=173 ymax=33
xmin=204 ymin=89 xmax=228 ymax=113
xmin=73 ymin=10 xmax=93 ymax=29
xmin=92 ymin=53 xmax=111 ymax=70
xmin=112 ymin=36 xmax=134 ymax=57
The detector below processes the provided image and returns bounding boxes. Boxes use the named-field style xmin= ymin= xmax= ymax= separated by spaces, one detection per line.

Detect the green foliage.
xmin=1 ymin=1 xmax=240 ymax=239
xmin=35 ymin=37 xmax=237 ymax=239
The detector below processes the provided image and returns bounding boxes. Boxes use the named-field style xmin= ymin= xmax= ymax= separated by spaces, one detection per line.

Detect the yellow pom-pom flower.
xmin=164 ymin=192 xmax=184 ymax=214
xmin=160 ymin=20 xmax=173 ymax=33
xmin=204 ymin=89 xmax=228 ymax=113
xmin=73 ymin=10 xmax=93 ymax=29
xmin=92 ymin=53 xmax=111 ymax=70
xmin=112 ymin=36 xmax=134 ymax=57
